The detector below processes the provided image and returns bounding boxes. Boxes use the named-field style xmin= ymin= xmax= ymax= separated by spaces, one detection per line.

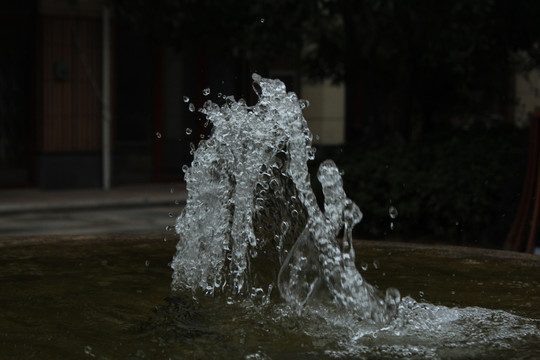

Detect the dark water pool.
xmin=0 ymin=235 xmax=538 ymax=359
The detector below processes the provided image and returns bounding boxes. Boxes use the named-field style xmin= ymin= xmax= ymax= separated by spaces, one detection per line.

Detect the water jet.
xmin=1 ymin=75 xmax=539 ymax=359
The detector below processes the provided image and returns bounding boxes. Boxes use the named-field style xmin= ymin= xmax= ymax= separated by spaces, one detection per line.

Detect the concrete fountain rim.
xmin=0 ymin=233 xmax=538 ymax=264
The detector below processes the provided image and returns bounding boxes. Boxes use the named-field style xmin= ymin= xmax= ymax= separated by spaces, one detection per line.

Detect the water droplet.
xmin=281 ymin=221 xmax=289 ymax=234
xmin=186 ymin=127 xmax=192 ymax=135
xmin=165 ymin=225 xmax=173 ymax=232
xmin=188 ymin=103 xmax=196 ymax=112
xmin=390 ymin=222 xmax=394 ymax=230
xmin=269 ymin=179 xmax=279 ymax=190
xmin=291 ymin=209 xmax=299 ymax=218
xmin=315 ymin=134 xmax=320 ymax=141
xmin=163 ymin=237 xmax=167 ymax=242
xmin=155 ymin=132 xmax=162 ymax=139
xmin=255 ymin=287 xmax=264 ymax=297
xmin=385 ymin=287 xmax=400 ymax=306
xmin=307 ymin=147 xmax=316 ymax=160
xmin=389 ymin=206 xmax=398 ymax=219
xmin=145 ymin=260 xmax=150 ymax=267
xmin=361 ymin=262 xmax=368 ymax=271
xmin=168 ymin=212 xmax=175 ymax=218
xmin=84 ymin=345 xmax=95 ymax=357
xmin=202 ymin=88 xmax=210 ymax=96
xmin=373 ymin=259 xmax=379 ymax=269
xmin=299 ymin=99 xmax=310 ymax=109
xmin=183 ymin=96 xmax=189 ymax=103
xmin=182 ymin=164 xmax=189 ymax=173
xmin=203 ymin=100 xmax=213 ymax=110
xmin=419 ymin=290 xmax=424 ymax=298
xmin=170 ymin=187 xmax=175 ymax=194
xmin=260 ymin=18 xmax=265 ymax=23
xmin=214 ymin=276 xmax=222 ymax=288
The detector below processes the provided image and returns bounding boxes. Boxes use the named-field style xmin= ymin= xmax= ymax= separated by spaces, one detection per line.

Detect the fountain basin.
xmin=1 ymin=234 xmax=538 ymax=359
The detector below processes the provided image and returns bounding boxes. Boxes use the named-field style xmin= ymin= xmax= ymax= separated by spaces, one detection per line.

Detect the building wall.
xmin=0 ymin=2 xmax=36 ymax=187
xmin=37 ymin=0 xmax=105 ymax=188
xmin=113 ymin=18 xmax=156 ymax=185
xmin=39 ymin=0 xmax=103 ymax=17
xmin=301 ymin=79 xmax=345 ymax=145
xmin=40 ymin=15 xmax=102 ymax=152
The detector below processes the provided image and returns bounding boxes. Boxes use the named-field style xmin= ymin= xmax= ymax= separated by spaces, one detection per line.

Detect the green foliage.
xmin=316 ymin=125 xmax=527 ymax=247
xmin=305 ymin=0 xmax=540 ymax=89
xmin=115 ymin=0 xmax=540 ymax=139
xmin=305 ymin=0 xmax=540 ymax=138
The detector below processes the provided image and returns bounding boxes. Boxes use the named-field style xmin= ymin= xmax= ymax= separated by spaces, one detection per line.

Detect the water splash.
xmin=323 ymin=296 xmax=540 ymax=359
xmin=171 ymin=74 xmax=399 ymax=323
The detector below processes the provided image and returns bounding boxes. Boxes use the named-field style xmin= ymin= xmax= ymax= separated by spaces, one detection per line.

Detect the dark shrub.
xmin=311 ymin=125 xmax=528 ymax=248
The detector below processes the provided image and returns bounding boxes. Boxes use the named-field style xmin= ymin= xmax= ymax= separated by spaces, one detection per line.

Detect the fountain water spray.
xmin=171 ymin=74 xmax=399 ymax=323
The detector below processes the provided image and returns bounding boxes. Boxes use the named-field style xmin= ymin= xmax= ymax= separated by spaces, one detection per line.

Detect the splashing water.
xmin=171 ymin=73 xmax=399 ymax=323
xmin=168 ymin=74 xmax=540 ymax=357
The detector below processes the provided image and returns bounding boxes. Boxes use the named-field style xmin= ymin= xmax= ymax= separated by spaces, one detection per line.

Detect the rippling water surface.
xmin=1 ymin=237 xmax=538 ymax=360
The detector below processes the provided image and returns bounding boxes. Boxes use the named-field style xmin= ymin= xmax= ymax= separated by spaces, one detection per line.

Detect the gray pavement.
xmin=0 ymin=183 xmax=187 ymax=236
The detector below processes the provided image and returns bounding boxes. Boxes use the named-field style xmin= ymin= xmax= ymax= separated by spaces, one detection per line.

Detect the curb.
xmin=0 ymin=196 xmax=186 ymax=214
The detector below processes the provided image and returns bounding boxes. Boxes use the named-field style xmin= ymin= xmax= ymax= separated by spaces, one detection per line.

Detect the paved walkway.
xmin=0 ymin=183 xmax=187 ymax=236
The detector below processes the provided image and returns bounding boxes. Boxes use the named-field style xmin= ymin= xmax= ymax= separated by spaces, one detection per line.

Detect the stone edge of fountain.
xmin=354 ymin=239 xmax=540 ymax=263
xmin=0 ymin=233 xmax=162 ymax=248
xmin=0 ymin=234 xmax=537 ymax=264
